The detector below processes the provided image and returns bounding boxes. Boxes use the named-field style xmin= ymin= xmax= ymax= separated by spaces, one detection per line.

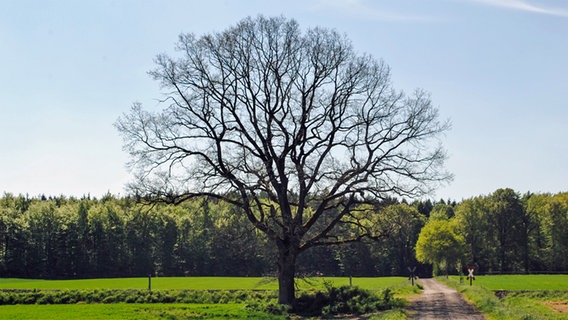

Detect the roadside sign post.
xmin=408 ymin=266 xmax=417 ymax=286
xmin=467 ymin=266 xmax=475 ymax=286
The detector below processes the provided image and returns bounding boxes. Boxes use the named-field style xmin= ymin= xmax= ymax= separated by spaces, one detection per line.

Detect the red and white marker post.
xmin=466 ymin=266 xmax=475 ymax=286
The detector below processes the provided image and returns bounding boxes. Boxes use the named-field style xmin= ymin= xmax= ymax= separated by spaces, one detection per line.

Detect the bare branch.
xmin=116 ymin=14 xmax=451 ymax=260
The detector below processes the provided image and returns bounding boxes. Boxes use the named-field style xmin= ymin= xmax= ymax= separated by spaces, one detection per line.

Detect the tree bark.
xmin=277 ymin=242 xmax=298 ymax=306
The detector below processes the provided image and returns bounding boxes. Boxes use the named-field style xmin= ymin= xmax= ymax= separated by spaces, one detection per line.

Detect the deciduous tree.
xmin=116 ymin=16 xmax=450 ymax=305
xmin=415 ymin=218 xmax=465 ymax=276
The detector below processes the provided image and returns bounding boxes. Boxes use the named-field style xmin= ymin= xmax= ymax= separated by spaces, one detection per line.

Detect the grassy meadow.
xmin=2 ymin=275 xmax=567 ymax=319
xmin=0 ymin=303 xmax=407 ymax=320
xmin=464 ymin=274 xmax=568 ymax=291
xmin=0 ymin=276 xmax=412 ymax=319
xmin=441 ymin=274 xmax=568 ymax=320
xmin=0 ymin=303 xmax=287 ymax=320
xmin=0 ymin=276 xmax=409 ymax=291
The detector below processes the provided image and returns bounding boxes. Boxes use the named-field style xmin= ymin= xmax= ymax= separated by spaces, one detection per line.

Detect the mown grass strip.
xmin=0 ymin=289 xmax=277 ymax=305
xmin=447 ymin=274 xmax=568 ymax=291
xmin=439 ymin=277 xmax=568 ymax=320
xmin=0 ymin=303 xmax=409 ymax=320
xmin=473 ymin=274 xmax=568 ymax=291
xmin=0 ymin=276 xmax=409 ymax=291
xmin=0 ymin=278 xmax=416 ymax=319
xmin=0 ymin=303 xmax=286 ymax=320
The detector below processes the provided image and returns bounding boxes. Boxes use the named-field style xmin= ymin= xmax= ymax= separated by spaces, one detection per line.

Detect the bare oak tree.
xmin=116 ymin=16 xmax=451 ymax=305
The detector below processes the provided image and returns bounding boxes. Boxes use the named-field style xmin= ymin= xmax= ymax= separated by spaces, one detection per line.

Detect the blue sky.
xmin=1 ymin=0 xmax=567 ymax=201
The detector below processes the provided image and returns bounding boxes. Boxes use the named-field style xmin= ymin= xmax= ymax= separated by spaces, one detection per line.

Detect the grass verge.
xmin=0 ymin=303 xmax=286 ymax=320
xmin=458 ymin=275 xmax=568 ymax=291
xmin=0 ymin=277 xmax=417 ymax=319
xmin=439 ymin=277 xmax=568 ymax=320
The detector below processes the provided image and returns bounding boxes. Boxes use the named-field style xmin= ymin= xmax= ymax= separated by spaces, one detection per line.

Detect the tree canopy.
xmin=415 ymin=218 xmax=465 ymax=275
xmin=116 ymin=15 xmax=451 ymax=305
xmin=2 ymin=190 xmax=567 ymax=280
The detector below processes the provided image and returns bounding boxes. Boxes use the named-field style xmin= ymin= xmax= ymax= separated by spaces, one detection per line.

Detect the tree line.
xmin=0 ymin=189 xmax=566 ymax=279
xmin=416 ymin=188 xmax=568 ymax=275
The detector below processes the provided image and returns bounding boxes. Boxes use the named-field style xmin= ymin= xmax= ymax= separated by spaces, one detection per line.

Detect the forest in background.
xmin=0 ymin=188 xmax=566 ymax=279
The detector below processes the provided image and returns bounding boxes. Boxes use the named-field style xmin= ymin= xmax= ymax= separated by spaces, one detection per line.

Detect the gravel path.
xmin=406 ymin=278 xmax=486 ymax=320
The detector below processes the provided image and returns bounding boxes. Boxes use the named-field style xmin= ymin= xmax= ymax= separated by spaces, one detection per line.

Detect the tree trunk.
xmin=277 ymin=242 xmax=298 ymax=306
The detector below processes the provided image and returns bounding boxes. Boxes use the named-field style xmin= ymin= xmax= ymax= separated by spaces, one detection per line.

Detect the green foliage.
xmin=2 ymin=189 xmax=568 ymax=279
xmin=458 ymin=275 xmax=568 ymax=291
xmin=0 ymin=303 xmax=288 ymax=320
xmin=428 ymin=203 xmax=455 ymax=220
xmin=0 ymin=195 xmax=274 ymax=278
xmin=0 ymin=194 xmax=433 ymax=280
xmin=415 ymin=218 xmax=465 ymax=275
xmin=292 ymin=285 xmax=404 ymax=317
xmin=427 ymin=189 xmax=568 ymax=275
xmin=452 ymin=189 xmax=568 ymax=274
xmin=440 ymin=276 xmax=568 ymax=320
xmin=0 ymin=276 xmax=410 ymax=291
xmin=0 ymin=279 xmax=412 ymax=318
xmin=368 ymin=309 xmax=407 ymax=320
xmin=504 ymin=291 xmax=568 ymax=320
xmin=245 ymin=300 xmax=291 ymax=315
xmin=489 ymin=189 xmax=528 ymax=273
xmin=0 ymin=289 xmax=277 ymax=305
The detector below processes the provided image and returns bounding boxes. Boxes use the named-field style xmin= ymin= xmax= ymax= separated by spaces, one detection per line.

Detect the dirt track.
xmin=407 ymin=279 xmax=486 ymax=320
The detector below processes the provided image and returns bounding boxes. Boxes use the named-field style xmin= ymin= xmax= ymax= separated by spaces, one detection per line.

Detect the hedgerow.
xmin=0 ymin=289 xmax=276 ymax=305
xmin=292 ymin=285 xmax=405 ymax=317
xmin=0 ymin=286 xmax=405 ymax=318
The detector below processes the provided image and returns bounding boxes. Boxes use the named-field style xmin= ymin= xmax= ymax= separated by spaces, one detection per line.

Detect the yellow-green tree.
xmin=415 ymin=218 xmax=465 ymax=276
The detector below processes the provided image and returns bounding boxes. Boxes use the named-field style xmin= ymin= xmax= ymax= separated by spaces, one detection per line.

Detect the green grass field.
xmin=0 ymin=277 xmax=412 ymax=319
xmin=450 ymin=274 xmax=568 ymax=291
xmin=442 ymin=275 xmax=568 ymax=320
xmin=0 ymin=303 xmax=286 ymax=320
xmin=3 ymin=275 xmax=566 ymax=319
xmin=0 ymin=276 xmax=408 ymax=291
xmin=0 ymin=303 xmax=408 ymax=320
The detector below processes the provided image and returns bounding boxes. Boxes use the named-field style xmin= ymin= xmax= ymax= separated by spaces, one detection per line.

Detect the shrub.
xmin=292 ymin=285 xmax=403 ymax=317
xmin=246 ymin=300 xmax=290 ymax=316
xmin=0 ymin=289 xmax=277 ymax=305
xmin=0 ymin=286 xmax=408 ymax=318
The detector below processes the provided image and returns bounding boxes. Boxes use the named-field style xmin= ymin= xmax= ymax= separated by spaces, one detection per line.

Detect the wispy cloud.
xmin=311 ymin=0 xmax=435 ymax=22
xmin=471 ymin=0 xmax=568 ymax=17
